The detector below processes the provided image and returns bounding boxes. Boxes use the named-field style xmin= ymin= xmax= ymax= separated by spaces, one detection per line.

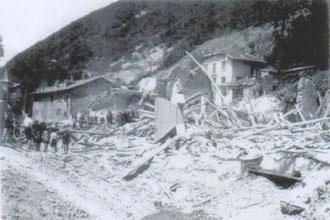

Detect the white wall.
xmin=202 ymin=55 xmax=254 ymax=107
xmin=202 ymin=55 xmax=232 ymax=86
xmin=33 ymin=94 xmax=70 ymax=122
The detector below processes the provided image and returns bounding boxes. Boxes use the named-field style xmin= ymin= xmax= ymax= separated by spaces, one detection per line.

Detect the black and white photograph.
xmin=0 ymin=0 xmax=329 ymax=219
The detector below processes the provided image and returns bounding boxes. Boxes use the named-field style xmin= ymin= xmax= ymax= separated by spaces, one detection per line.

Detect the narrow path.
xmin=1 ymin=147 xmax=117 ymax=220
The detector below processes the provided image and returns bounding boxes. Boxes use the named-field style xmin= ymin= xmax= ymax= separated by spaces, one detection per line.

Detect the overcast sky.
xmin=0 ymin=0 xmax=117 ymax=66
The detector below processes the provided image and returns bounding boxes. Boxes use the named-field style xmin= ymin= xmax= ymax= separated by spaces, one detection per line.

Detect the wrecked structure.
xmin=201 ymin=52 xmax=266 ymax=105
xmin=32 ymin=76 xmax=115 ymax=122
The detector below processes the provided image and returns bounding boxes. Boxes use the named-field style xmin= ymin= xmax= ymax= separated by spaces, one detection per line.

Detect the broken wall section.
xmin=296 ymin=77 xmax=320 ymax=120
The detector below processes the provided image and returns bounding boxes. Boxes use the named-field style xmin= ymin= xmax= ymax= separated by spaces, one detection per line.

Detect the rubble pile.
xmin=2 ymin=94 xmax=330 ymax=219
xmin=45 ymin=98 xmax=329 ymax=219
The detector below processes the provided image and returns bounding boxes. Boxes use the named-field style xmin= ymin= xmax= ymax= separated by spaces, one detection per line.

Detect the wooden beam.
xmin=141 ymin=113 xmax=155 ymax=119
xmin=249 ymin=168 xmax=301 ymax=189
xmin=185 ymin=92 xmax=202 ymax=104
xmin=186 ymin=51 xmax=244 ymax=126
xmin=143 ymin=102 xmax=155 ymax=110
xmin=186 ymin=51 xmax=227 ymax=105
xmin=242 ymin=117 xmax=330 ymax=137
xmin=295 ymin=104 xmax=306 ymax=121
xmin=139 ymin=109 xmax=155 ymax=115
xmin=123 ymin=136 xmax=180 ymax=179
xmin=185 ymin=105 xmax=200 ymax=114
xmin=69 ymin=130 xmax=110 ymax=136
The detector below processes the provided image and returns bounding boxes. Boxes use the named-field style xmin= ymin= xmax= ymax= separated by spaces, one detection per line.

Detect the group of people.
xmin=6 ymin=113 xmax=77 ymax=154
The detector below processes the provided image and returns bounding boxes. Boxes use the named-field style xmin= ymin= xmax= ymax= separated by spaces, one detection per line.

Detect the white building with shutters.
xmin=201 ymin=52 xmax=266 ymax=106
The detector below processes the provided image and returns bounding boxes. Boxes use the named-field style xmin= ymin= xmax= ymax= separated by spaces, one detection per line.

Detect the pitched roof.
xmin=32 ymin=76 xmax=115 ymax=95
xmin=203 ymin=51 xmax=266 ymax=63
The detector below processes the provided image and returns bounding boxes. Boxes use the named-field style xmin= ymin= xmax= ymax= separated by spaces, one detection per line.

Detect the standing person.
xmin=170 ymin=78 xmax=188 ymax=138
xmin=22 ymin=113 xmax=33 ymax=149
xmin=49 ymin=128 xmax=58 ymax=153
xmin=32 ymin=121 xmax=43 ymax=151
xmin=61 ymin=129 xmax=77 ymax=154
xmin=2 ymin=112 xmax=13 ymax=143
xmin=106 ymin=110 xmax=113 ymax=125
xmin=42 ymin=128 xmax=50 ymax=152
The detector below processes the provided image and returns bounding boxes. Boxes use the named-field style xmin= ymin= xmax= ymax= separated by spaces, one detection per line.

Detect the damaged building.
xmin=201 ymin=52 xmax=266 ymax=105
xmin=32 ymin=76 xmax=115 ymax=122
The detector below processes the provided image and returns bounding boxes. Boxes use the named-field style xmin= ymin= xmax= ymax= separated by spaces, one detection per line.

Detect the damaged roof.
xmin=203 ymin=51 xmax=266 ymax=63
xmin=32 ymin=76 xmax=115 ymax=95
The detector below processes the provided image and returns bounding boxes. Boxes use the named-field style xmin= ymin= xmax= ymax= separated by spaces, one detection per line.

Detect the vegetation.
xmin=4 ymin=0 xmax=328 ymax=114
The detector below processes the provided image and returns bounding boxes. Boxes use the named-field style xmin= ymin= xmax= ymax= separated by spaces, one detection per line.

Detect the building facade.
xmin=201 ymin=52 xmax=266 ymax=105
xmin=32 ymin=76 xmax=115 ymax=122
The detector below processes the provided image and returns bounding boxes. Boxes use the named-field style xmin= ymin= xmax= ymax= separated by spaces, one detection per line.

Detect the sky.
xmin=0 ymin=0 xmax=118 ymax=66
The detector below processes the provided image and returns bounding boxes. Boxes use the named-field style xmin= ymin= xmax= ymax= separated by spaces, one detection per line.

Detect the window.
xmin=212 ymin=74 xmax=217 ymax=82
xmin=221 ymin=61 xmax=227 ymax=71
xmin=56 ymin=108 xmax=62 ymax=117
xmin=204 ymin=64 xmax=208 ymax=72
xmin=221 ymin=77 xmax=226 ymax=83
xmin=212 ymin=63 xmax=216 ymax=74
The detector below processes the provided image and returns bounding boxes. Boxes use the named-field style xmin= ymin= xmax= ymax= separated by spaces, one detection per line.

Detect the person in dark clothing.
xmin=33 ymin=129 xmax=43 ymax=151
xmin=2 ymin=112 xmax=14 ymax=142
xmin=106 ymin=111 xmax=113 ymax=124
xmin=61 ymin=129 xmax=77 ymax=154
xmin=32 ymin=121 xmax=44 ymax=151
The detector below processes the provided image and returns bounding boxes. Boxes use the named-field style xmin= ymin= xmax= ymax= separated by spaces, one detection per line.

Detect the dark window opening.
xmin=212 ymin=63 xmax=217 ymax=74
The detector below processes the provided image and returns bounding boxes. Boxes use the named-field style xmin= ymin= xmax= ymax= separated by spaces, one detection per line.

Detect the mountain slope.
xmin=4 ymin=0 xmax=328 ymax=112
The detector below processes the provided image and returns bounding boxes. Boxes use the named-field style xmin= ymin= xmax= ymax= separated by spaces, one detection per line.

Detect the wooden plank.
xmin=143 ymin=102 xmax=155 ymax=110
xmin=139 ymin=109 xmax=155 ymax=115
xmin=141 ymin=114 xmax=155 ymax=119
xmin=283 ymin=109 xmax=297 ymax=119
xmin=155 ymin=97 xmax=183 ymax=142
xmin=123 ymin=136 xmax=180 ymax=179
xmin=185 ymin=104 xmax=200 ymax=114
xmin=295 ymin=104 xmax=306 ymax=121
xmin=185 ymin=92 xmax=202 ymax=104
xmin=249 ymin=168 xmax=301 ymax=188
xmin=203 ymin=98 xmax=240 ymax=128
xmin=242 ymin=117 xmax=330 ymax=138
xmin=69 ymin=129 xmax=111 ymax=136
xmin=78 ymin=142 xmax=113 ymax=147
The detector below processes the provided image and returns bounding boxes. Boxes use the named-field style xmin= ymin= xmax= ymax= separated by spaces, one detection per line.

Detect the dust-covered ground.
xmin=1 ymin=121 xmax=330 ymax=220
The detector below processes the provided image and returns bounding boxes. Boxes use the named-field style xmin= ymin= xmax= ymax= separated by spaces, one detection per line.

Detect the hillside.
xmin=4 ymin=0 xmax=328 ymax=112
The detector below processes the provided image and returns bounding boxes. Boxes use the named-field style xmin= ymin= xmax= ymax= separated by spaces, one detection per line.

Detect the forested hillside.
xmin=5 ymin=0 xmax=328 ymax=102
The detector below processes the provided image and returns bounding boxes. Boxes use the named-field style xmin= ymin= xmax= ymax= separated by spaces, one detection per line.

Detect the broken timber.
xmin=185 ymin=92 xmax=202 ymax=104
xmin=280 ymin=201 xmax=305 ymax=216
xmin=249 ymin=168 xmax=301 ymax=189
xmin=123 ymin=136 xmax=180 ymax=180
